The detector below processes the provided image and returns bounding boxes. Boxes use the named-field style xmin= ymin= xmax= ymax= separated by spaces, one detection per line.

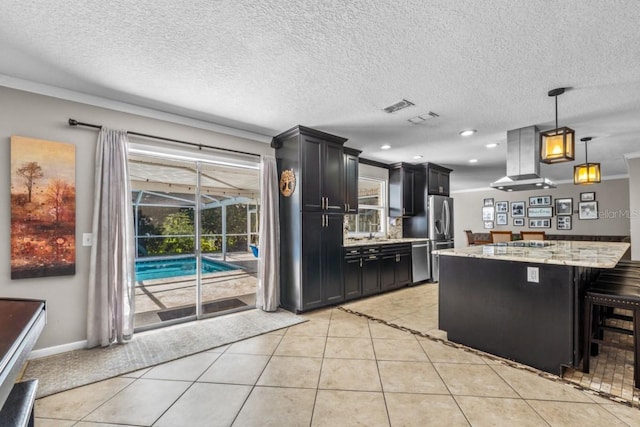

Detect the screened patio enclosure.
xmin=128 ymin=150 xmax=260 ymax=329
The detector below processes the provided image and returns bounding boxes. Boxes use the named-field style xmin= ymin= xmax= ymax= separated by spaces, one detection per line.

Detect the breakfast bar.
xmin=436 ymin=241 xmax=630 ymax=375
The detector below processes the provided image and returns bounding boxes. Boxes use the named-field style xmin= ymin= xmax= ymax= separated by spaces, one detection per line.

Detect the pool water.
xmin=135 ymin=256 xmax=238 ymax=281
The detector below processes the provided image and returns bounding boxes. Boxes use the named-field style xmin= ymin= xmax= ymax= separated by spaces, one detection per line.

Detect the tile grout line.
xmin=338 ymin=305 xmax=638 ymax=409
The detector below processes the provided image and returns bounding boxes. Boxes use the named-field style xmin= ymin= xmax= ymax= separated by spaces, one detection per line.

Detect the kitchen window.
xmin=345 ymin=177 xmax=387 ymax=236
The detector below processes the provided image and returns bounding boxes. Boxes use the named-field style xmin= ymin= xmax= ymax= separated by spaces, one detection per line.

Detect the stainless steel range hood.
xmin=490 ymin=126 xmax=556 ymax=191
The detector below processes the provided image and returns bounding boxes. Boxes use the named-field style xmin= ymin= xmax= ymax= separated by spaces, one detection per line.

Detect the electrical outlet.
xmin=82 ymin=233 xmax=93 ymax=247
xmin=527 ymin=266 xmax=539 ymax=283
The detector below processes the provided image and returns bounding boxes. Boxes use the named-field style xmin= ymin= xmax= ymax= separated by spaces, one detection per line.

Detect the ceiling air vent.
xmin=408 ymin=111 xmax=439 ymax=124
xmin=383 ymin=99 xmax=415 ymax=113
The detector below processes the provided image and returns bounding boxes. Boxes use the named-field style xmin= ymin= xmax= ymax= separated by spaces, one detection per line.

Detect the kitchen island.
xmin=435 ymin=241 xmax=629 ymax=375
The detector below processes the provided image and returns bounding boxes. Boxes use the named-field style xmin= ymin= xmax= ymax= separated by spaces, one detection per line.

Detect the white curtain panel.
xmin=256 ymin=155 xmax=280 ymax=311
xmin=87 ymin=128 xmax=135 ymax=347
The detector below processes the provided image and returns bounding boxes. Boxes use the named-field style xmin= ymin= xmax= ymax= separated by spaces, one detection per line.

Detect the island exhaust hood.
xmin=490 ymin=125 xmax=556 ymax=191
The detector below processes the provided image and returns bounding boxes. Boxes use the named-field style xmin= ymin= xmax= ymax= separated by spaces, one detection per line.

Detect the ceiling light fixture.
xmin=459 ymin=129 xmax=476 ymax=137
xmin=468 ymin=159 xmax=478 ymax=163
xmin=413 ymin=155 xmax=423 ymax=159
xmin=380 ymin=144 xmax=391 ymax=150
xmin=540 ymin=87 xmax=575 ymax=164
xmin=485 ymin=143 xmax=499 ymax=148
xmin=574 ymin=137 xmax=601 ymax=185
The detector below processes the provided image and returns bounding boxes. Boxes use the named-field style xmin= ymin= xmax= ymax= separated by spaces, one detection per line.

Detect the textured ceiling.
xmin=1 ymin=0 xmax=640 ymax=191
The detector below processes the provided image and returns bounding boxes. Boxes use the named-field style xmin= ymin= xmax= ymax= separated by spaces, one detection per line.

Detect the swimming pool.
xmin=135 ymin=256 xmax=239 ymax=281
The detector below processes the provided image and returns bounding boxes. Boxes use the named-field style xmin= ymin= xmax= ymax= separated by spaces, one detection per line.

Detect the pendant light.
xmin=540 ymin=87 xmax=575 ymax=163
xmin=574 ymin=137 xmax=601 ymax=184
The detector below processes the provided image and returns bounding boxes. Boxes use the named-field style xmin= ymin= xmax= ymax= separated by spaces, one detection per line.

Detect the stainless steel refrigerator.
xmin=428 ymin=195 xmax=454 ymax=282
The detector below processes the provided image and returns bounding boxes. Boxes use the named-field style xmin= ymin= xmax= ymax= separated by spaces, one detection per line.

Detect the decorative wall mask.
xmin=279 ymin=169 xmax=296 ymax=197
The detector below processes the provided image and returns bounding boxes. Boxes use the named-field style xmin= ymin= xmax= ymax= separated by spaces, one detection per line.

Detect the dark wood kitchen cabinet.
xmin=343 ymin=247 xmax=362 ymax=300
xmin=380 ymin=243 xmax=412 ymax=290
xmin=272 ymin=125 xmax=349 ymax=312
xmin=426 ymin=163 xmax=452 ymax=196
xmin=301 ymin=133 xmax=344 ymax=213
xmin=301 ymin=212 xmax=344 ymax=310
xmin=389 ymin=163 xmax=425 ymax=217
xmin=344 ymin=147 xmax=361 ymax=214
xmin=361 ymin=246 xmax=381 ymax=296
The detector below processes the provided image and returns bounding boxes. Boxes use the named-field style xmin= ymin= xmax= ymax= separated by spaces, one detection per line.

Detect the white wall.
xmin=626 ymin=156 xmax=640 ymax=260
xmin=0 ymin=86 xmax=272 ymax=351
xmin=452 ymin=179 xmax=631 ymax=248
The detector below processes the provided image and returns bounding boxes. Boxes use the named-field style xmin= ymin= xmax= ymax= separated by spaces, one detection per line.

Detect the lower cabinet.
xmin=380 ymin=244 xmax=412 ymax=290
xmin=361 ymin=247 xmax=381 ymax=296
xmin=343 ymin=243 xmax=412 ymax=301
xmin=302 ymin=212 xmax=344 ymax=311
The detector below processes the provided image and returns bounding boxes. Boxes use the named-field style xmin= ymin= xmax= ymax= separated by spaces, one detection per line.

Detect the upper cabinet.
xmin=300 ymin=133 xmax=345 ymax=213
xmin=426 ymin=163 xmax=452 ymax=196
xmin=344 ymin=147 xmax=361 ymax=214
xmin=389 ymin=163 xmax=424 ymax=217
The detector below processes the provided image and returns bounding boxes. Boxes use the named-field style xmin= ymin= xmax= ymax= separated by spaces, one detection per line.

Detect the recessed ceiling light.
xmin=536 ymin=183 xmax=542 ymax=186
xmin=413 ymin=155 xmax=423 ymax=159
xmin=459 ymin=129 xmax=477 ymax=137
xmin=543 ymin=185 xmax=550 ymax=189
xmin=507 ymin=189 xmax=513 ymax=192
xmin=468 ymin=159 xmax=478 ymax=163
xmin=380 ymin=144 xmax=391 ymax=150
xmin=485 ymin=143 xmax=499 ymax=148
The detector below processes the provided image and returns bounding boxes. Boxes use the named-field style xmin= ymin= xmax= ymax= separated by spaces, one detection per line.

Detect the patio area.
xmin=134 ymin=251 xmax=258 ymax=328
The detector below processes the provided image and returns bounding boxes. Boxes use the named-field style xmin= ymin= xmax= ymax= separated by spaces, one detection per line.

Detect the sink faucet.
xmin=368 ymin=223 xmax=378 ymax=239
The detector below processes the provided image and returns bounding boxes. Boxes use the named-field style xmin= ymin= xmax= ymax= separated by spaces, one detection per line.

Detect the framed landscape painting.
xmin=10 ymin=136 xmax=76 ymax=279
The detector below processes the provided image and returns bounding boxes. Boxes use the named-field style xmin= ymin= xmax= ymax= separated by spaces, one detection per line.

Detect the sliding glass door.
xmin=129 ymin=147 xmax=260 ymax=331
xmin=130 ymin=155 xmax=198 ymax=329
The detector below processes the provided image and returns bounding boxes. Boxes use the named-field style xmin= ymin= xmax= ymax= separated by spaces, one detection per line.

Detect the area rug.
xmin=23 ymin=308 xmax=305 ymax=398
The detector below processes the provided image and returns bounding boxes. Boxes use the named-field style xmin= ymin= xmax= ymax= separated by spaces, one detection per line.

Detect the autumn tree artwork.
xmin=10 ymin=136 xmax=76 ymax=279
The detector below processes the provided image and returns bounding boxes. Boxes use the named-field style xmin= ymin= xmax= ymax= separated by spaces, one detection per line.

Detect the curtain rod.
xmin=68 ymin=118 xmax=261 ymax=158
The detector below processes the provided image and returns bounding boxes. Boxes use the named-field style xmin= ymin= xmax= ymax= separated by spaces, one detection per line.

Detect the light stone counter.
xmin=434 ymin=240 xmax=629 ymax=268
xmin=343 ymin=237 xmax=427 ymax=248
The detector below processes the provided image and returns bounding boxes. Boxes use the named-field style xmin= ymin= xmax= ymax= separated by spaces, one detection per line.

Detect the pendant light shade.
xmin=574 ymin=137 xmax=601 ymax=185
xmin=540 ymin=88 xmax=575 ymax=164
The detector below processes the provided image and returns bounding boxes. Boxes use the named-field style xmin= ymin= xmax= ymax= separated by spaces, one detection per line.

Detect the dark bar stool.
xmin=583 ymin=281 xmax=640 ymax=388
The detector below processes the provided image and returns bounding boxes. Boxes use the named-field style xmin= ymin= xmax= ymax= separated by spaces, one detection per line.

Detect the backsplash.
xmin=388 ymin=217 xmax=403 ymax=239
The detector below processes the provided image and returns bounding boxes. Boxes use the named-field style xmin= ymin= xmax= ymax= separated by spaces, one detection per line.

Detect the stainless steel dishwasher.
xmin=411 ymin=240 xmax=431 ymax=283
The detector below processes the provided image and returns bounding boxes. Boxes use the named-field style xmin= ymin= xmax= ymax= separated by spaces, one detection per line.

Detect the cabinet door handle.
xmin=359 ymin=258 xmax=363 ymax=268
xmin=345 ymin=203 xmax=347 ymax=212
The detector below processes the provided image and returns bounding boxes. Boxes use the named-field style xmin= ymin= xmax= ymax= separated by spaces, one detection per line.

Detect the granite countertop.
xmin=343 ymin=237 xmax=428 ymax=247
xmin=433 ymin=241 xmax=630 ymax=268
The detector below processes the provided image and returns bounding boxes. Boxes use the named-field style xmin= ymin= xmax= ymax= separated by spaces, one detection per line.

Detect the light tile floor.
xmin=35 ymin=284 xmax=640 ymax=426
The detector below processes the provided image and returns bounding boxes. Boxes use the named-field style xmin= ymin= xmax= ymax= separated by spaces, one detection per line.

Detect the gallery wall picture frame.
xmin=495 ymin=201 xmax=508 ymax=213
xmin=557 ymin=216 xmax=572 ymax=230
xmin=496 ymin=213 xmax=508 ymax=225
xmin=484 ymin=198 xmax=495 ymax=206
xmin=482 ymin=206 xmax=494 ymax=221
xmin=529 ymin=195 xmax=552 ymax=206
xmin=555 ymin=198 xmax=573 ymax=215
xmin=527 ymin=206 xmax=554 ymax=218
xmin=580 ymin=192 xmax=595 ymax=201
xmin=484 ymin=220 xmax=494 ymax=229
xmin=513 ymin=218 xmax=524 ymax=226
xmin=580 ymin=192 xmax=595 ymax=202
xmin=579 ymin=201 xmax=598 ymax=220
xmin=529 ymin=218 xmax=551 ymax=228
xmin=510 ymin=201 xmax=525 ymax=217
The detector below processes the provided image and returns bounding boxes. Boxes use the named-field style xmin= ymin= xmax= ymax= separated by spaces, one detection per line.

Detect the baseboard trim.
xmin=29 ymin=340 xmax=87 ymax=360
